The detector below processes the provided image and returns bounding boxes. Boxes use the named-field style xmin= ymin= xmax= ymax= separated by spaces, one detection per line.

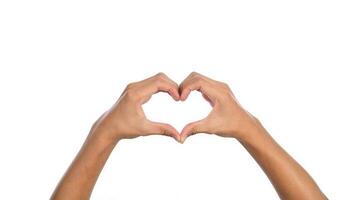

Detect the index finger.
xmin=138 ymin=73 xmax=180 ymax=103
xmin=179 ymin=72 xmax=217 ymax=103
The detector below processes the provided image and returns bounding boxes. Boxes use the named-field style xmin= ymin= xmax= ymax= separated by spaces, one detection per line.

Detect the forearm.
xmin=51 ymin=130 xmax=117 ymax=200
xmin=239 ymin=123 xmax=326 ymax=200
xmin=51 ymin=73 xmax=181 ymax=200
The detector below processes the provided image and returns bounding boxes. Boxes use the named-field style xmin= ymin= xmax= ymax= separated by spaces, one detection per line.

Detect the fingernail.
xmin=180 ymin=136 xmax=185 ymax=144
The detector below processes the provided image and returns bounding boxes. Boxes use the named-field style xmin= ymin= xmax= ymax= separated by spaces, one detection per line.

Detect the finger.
xmin=179 ymin=73 xmax=198 ymax=100
xmin=180 ymin=119 xmax=207 ymax=143
xmin=158 ymin=74 xmax=180 ymax=97
xmin=153 ymin=81 xmax=180 ymax=101
xmin=137 ymin=73 xmax=180 ymax=103
xmin=150 ymin=73 xmax=180 ymax=101
xmin=151 ymin=73 xmax=180 ymax=100
xmin=145 ymin=120 xmax=181 ymax=143
xmin=179 ymin=72 xmax=215 ymax=90
xmin=179 ymin=75 xmax=216 ymax=103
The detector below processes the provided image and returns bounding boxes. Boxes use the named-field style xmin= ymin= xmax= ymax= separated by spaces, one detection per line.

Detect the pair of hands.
xmin=92 ymin=72 xmax=262 ymax=144
xmin=52 ymin=72 xmax=328 ymax=200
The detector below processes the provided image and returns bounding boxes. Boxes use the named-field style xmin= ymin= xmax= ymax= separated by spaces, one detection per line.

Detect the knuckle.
xmin=154 ymin=77 xmax=166 ymax=85
xmin=193 ymin=76 xmax=204 ymax=84
xmin=223 ymin=82 xmax=230 ymax=88
xmin=253 ymin=116 xmax=260 ymax=123
xmin=218 ymin=82 xmax=231 ymax=93
xmin=124 ymin=89 xmax=140 ymax=101
xmin=219 ymin=81 xmax=230 ymax=89
xmin=190 ymin=127 xmax=198 ymax=134
xmin=219 ymin=92 xmax=233 ymax=102
xmin=125 ymin=82 xmax=136 ymax=90
xmin=156 ymin=72 xmax=166 ymax=78
xmin=190 ymin=71 xmax=200 ymax=77
xmin=154 ymin=73 xmax=168 ymax=82
xmin=190 ymin=123 xmax=199 ymax=133
xmin=160 ymin=127 xmax=169 ymax=136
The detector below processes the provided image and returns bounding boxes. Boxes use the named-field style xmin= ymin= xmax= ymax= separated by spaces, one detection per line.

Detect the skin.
xmin=179 ymin=72 xmax=328 ymax=200
xmin=51 ymin=72 xmax=327 ymax=200
xmin=51 ymin=73 xmax=181 ymax=200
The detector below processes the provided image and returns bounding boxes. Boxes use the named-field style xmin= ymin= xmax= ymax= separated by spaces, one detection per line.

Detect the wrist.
xmin=90 ymin=120 xmax=123 ymax=145
xmin=233 ymin=117 xmax=265 ymax=142
xmin=237 ymin=128 xmax=267 ymax=146
xmin=89 ymin=129 xmax=119 ymax=148
xmin=235 ymin=128 xmax=265 ymax=146
xmin=236 ymin=123 xmax=277 ymax=159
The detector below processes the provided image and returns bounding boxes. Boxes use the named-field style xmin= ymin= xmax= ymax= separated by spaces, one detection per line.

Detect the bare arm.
xmin=51 ymin=73 xmax=181 ymax=200
xmin=50 ymin=128 xmax=117 ymax=200
xmin=179 ymin=72 xmax=327 ymax=200
xmin=240 ymin=123 xmax=327 ymax=199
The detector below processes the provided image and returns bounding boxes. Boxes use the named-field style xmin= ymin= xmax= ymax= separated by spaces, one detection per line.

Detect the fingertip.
xmin=171 ymin=130 xmax=181 ymax=143
xmin=178 ymin=132 xmax=185 ymax=143
xmin=176 ymin=94 xmax=181 ymax=101
xmin=172 ymin=95 xmax=179 ymax=101
xmin=180 ymin=127 xmax=191 ymax=143
xmin=180 ymin=90 xmax=190 ymax=101
xmin=180 ymin=136 xmax=186 ymax=144
xmin=173 ymin=135 xmax=181 ymax=143
xmin=177 ymin=136 xmax=183 ymax=144
xmin=163 ymin=123 xmax=181 ymax=142
xmin=169 ymin=89 xmax=180 ymax=101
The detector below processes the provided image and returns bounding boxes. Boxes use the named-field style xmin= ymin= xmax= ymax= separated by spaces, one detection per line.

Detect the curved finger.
xmin=145 ymin=121 xmax=181 ymax=143
xmin=180 ymin=119 xmax=207 ymax=143
xmin=150 ymin=73 xmax=180 ymax=101
xmin=159 ymin=73 xmax=179 ymax=93
xmin=135 ymin=73 xmax=180 ymax=103
xmin=155 ymin=82 xmax=180 ymax=101
xmin=179 ymin=75 xmax=215 ymax=103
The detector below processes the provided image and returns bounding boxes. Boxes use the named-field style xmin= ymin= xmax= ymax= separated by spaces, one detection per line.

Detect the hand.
xmin=179 ymin=72 xmax=263 ymax=143
xmin=52 ymin=72 xmax=327 ymax=200
xmin=92 ymin=73 xmax=181 ymax=143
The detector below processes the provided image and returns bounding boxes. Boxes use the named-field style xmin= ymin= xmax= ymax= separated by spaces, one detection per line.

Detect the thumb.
xmin=180 ymin=119 xmax=207 ymax=143
xmin=145 ymin=121 xmax=181 ymax=143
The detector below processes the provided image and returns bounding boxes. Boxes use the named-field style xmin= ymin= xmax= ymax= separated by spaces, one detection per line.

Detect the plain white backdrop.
xmin=0 ymin=0 xmax=361 ymax=199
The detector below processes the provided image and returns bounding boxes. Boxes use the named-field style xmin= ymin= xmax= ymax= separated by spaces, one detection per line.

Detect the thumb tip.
xmin=180 ymin=136 xmax=186 ymax=144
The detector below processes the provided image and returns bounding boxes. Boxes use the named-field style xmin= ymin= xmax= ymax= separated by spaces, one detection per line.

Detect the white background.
xmin=0 ymin=0 xmax=361 ymax=199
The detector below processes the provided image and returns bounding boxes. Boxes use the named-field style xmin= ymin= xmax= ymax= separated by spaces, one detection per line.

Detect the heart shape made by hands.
xmin=143 ymin=91 xmax=211 ymax=134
